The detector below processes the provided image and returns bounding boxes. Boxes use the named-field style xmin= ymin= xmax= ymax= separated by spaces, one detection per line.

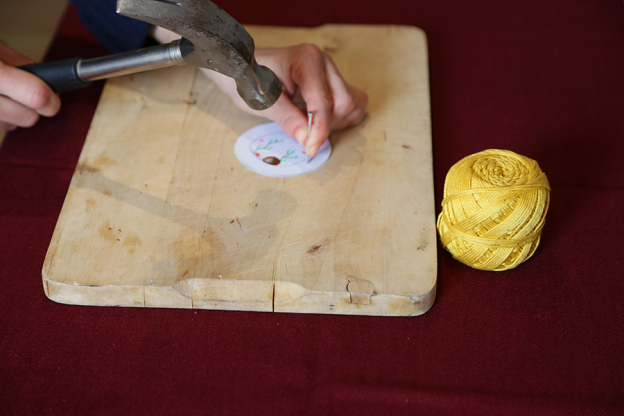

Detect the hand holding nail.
xmin=200 ymin=43 xmax=368 ymax=157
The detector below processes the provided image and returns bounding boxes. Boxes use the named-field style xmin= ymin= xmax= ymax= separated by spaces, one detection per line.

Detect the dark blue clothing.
xmin=70 ymin=0 xmax=152 ymax=53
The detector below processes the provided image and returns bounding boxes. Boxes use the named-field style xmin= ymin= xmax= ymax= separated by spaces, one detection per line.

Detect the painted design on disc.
xmin=234 ymin=122 xmax=331 ymax=177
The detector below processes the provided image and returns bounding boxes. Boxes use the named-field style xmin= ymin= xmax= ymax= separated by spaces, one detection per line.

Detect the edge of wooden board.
xmin=41 ymin=274 xmax=436 ymax=316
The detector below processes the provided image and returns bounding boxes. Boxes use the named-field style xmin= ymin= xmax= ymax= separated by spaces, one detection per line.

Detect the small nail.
xmin=295 ymin=127 xmax=308 ymax=145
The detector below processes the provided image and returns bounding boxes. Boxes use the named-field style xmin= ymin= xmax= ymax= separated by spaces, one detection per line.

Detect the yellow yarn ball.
xmin=437 ymin=149 xmax=550 ymax=271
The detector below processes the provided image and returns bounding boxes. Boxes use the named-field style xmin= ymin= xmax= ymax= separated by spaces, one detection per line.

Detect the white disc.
xmin=234 ymin=122 xmax=331 ymax=178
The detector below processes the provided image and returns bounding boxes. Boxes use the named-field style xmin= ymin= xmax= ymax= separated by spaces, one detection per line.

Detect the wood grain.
xmin=42 ymin=25 xmax=437 ymax=316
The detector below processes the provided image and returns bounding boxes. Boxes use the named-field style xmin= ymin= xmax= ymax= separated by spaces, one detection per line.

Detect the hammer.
xmin=18 ymin=0 xmax=282 ymax=110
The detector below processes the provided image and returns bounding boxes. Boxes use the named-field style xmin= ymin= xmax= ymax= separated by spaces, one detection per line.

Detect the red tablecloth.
xmin=1 ymin=1 xmax=623 ymax=414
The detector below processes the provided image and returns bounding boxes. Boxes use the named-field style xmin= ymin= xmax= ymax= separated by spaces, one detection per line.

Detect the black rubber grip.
xmin=19 ymin=58 xmax=92 ymax=93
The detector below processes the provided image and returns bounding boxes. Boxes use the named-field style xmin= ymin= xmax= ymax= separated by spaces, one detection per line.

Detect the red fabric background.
xmin=1 ymin=1 xmax=623 ymax=414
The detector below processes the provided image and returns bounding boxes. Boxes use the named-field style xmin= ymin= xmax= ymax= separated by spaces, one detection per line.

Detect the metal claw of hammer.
xmin=18 ymin=0 xmax=282 ymax=110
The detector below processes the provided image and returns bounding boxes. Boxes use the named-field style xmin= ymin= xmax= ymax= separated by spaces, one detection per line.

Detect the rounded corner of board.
xmin=391 ymin=24 xmax=428 ymax=41
xmin=41 ymin=277 xmax=76 ymax=306
xmin=400 ymin=281 xmax=438 ymax=317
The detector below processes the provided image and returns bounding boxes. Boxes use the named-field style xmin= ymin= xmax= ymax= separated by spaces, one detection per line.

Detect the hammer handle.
xmin=19 ymin=40 xmax=190 ymax=93
xmin=19 ymin=58 xmax=92 ymax=93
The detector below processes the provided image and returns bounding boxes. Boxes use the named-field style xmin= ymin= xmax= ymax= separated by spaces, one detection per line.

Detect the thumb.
xmin=261 ymin=93 xmax=309 ymax=146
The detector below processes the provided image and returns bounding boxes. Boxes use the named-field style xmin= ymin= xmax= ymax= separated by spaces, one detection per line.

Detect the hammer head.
xmin=117 ymin=0 xmax=282 ymax=110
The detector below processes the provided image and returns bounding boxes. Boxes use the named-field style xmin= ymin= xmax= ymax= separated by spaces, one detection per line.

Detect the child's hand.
xmin=203 ymin=44 xmax=368 ymax=157
xmin=0 ymin=41 xmax=61 ymax=132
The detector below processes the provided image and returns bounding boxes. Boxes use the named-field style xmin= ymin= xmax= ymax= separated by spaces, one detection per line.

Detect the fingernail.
xmin=295 ymin=127 xmax=308 ymax=146
xmin=307 ymin=143 xmax=320 ymax=157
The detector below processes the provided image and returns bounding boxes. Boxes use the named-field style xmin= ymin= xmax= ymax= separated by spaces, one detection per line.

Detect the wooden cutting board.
xmin=42 ymin=25 xmax=436 ymax=316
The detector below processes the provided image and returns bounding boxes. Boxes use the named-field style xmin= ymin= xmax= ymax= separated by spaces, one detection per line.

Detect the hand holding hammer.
xmin=1 ymin=0 xmax=367 ymax=155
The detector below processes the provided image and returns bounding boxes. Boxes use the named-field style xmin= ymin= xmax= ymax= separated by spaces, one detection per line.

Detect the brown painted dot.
xmin=263 ymin=156 xmax=280 ymax=165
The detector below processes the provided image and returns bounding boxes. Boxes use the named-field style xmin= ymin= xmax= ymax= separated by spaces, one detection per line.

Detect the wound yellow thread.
xmin=437 ymin=149 xmax=550 ymax=271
